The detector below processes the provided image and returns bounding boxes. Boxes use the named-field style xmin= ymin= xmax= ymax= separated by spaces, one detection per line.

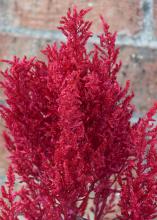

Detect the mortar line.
xmin=1 ymin=25 xmax=157 ymax=49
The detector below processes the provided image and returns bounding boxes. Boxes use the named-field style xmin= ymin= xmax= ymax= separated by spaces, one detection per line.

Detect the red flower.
xmin=0 ymin=7 xmax=157 ymax=220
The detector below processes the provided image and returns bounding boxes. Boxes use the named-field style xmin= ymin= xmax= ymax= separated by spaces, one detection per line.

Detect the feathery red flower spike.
xmin=0 ymin=7 xmax=157 ymax=220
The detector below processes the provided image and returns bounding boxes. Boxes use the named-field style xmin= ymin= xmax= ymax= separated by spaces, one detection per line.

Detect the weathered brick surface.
xmin=118 ymin=46 xmax=157 ymax=114
xmin=11 ymin=0 xmax=143 ymax=35
xmin=0 ymin=33 xmax=53 ymax=62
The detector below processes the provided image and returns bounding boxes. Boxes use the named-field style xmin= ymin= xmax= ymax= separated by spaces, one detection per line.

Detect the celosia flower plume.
xmin=0 ymin=7 xmax=157 ymax=220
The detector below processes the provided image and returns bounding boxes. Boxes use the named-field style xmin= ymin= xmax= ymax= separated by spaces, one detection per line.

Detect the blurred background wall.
xmin=0 ymin=0 xmax=157 ymax=176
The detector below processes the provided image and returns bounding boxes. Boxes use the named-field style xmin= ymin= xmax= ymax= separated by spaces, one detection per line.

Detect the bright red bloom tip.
xmin=0 ymin=7 xmax=157 ymax=220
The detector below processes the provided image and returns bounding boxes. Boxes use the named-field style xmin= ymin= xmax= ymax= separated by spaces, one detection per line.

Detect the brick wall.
xmin=0 ymin=0 xmax=157 ymax=175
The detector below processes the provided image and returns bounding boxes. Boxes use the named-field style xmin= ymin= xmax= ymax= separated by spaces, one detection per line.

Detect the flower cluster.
xmin=0 ymin=7 xmax=157 ymax=220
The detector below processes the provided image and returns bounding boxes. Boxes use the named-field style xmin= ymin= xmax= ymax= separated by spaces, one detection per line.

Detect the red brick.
xmin=12 ymin=0 xmax=143 ymax=35
xmin=0 ymin=33 xmax=58 ymax=68
xmin=0 ymin=34 xmax=49 ymax=61
xmin=118 ymin=46 xmax=157 ymax=115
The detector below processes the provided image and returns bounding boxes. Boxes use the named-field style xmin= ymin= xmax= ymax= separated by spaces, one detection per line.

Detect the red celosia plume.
xmin=0 ymin=7 xmax=157 ymax=220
